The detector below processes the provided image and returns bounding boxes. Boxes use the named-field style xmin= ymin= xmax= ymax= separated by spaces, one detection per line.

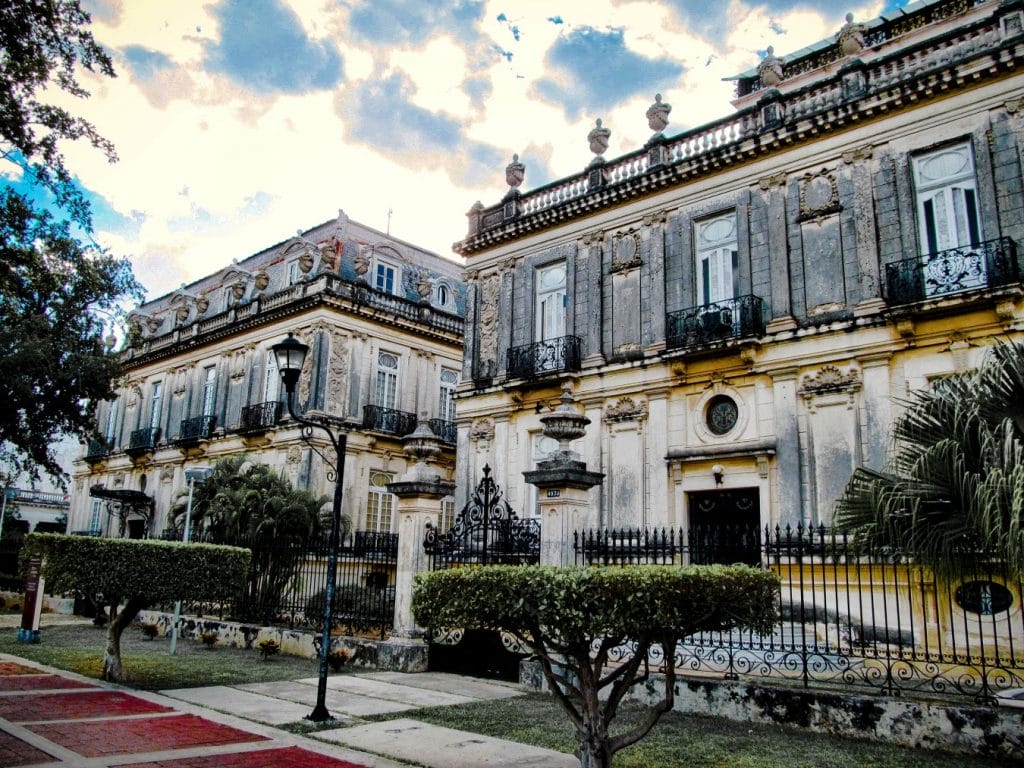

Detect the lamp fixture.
xmin=712 ymin=464 xmax=725 ymax=486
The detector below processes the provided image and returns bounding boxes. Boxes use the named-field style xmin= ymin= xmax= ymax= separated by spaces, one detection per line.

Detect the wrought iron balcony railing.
xmin=665 ymin=294 xmax=765 ymax=352
xmin=883 ymin=237 xmax=1020 ymax=306
xmin=506 ymin=335 xmax=582 ymax=380
xmin=85 ymin=437 xmax=112 ymax=462
xmin=362 ymin=405 xmax=417 ymax=437
xmin=174 ymin=415 xmax=217 ymax=444
xmin=428 ymin=418 xmax=457 ymax=445
xmin=125 ymin=427 xmax=161 ymax=456
xmin=238 ymin=401 xmax=282 ymax=434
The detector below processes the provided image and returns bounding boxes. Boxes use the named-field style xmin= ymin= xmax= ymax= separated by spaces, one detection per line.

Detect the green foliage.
xmin=23 ymin=533 xmax=250 ymax=603
xmin=169 ymin=456 xmax=335 ymax=544
xmin=835 ymin=340 xmax=1024 ymax=578
xmin=413 ymin=565 xmax=779 ymax=767
xmin=413 ymin=565 xmax=778 ymax=641
xmin=0 ymin=2 xmax=142 ymax=483
xmin=0 ymin=0 xmax=116 ymax=226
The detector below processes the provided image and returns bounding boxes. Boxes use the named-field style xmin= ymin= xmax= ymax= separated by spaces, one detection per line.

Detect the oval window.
xmin=955 ymin=580 xmax=1013 ymax=615
xmin=706 ymin=395 xmax=739 ymax=436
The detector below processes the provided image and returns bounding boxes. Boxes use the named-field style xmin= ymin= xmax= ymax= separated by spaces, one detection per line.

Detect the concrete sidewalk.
xmin=0 ymin=651 xmax=576 ymax=767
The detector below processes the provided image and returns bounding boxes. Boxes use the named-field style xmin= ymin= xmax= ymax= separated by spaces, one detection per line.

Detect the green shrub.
xmin=23 ymin=533 xmax=249 ymax=681
xmin=413 ymin=565 xmax=778 ymax=768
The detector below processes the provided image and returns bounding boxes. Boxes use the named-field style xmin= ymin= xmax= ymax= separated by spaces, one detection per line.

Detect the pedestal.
xmin=523 ymin=461 xmax=604 ymax=567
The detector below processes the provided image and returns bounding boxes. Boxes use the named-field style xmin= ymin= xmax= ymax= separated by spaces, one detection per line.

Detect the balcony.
xmin=237 ymin=401 xmax=282 ymax=434
xmin=174 ymin=415 xmax=217 ymax=445
xmin=125 ymin=427 xmax=161 ymax=457
xmin=362 ymin=405 xmax=417 ymax=437
xmin=665 ymin=294 xmax=765 ymax=353
xmin=883 ymin=237 xmax=1020 ymax=307
xmin=84 ymin=438 xmax=112 ymax=464
xmin=506 ymin=335 xmax=582 ymax=380
xmin=428 ymin=418 xmax=457 ymax=445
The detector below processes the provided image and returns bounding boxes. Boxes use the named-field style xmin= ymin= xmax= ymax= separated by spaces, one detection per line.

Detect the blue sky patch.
xmin=534 ymin=27 xmax=683 ymax=119
xmin=464 ymin=77 xmax=492 ymax=110
xmin=205 ymin=0 xmax=342 ymax=94
xmin=350 ymin=0 xmax=485 ymax=45
xmin=346 ymin=73 xmax=463 ymax=154
xmin=122 ymin=45 xmax=174 ymax=81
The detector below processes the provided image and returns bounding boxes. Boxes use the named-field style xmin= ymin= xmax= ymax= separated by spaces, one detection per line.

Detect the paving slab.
xmin=239 ymin=680 xmax=413 ymax=717
xmin=315 ymin=717 xmax=578 ymax=768
xmin=362 ymin=671 xmax=526 ymax=700
xmin=162 ymin=685 xmax=318 ymax=725
xmin=306 ymin=674 xmax=478 ymax=707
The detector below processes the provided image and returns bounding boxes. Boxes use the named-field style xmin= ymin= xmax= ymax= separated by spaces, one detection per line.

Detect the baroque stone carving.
xmin=354 ymin=246 xmax=371 ymax=278
xmin=604 ymin=396 xmax=648 ymax=423
xmin=588 ymin=119 xmax=611 ymax=163
xmin=610 ymin=233 xmax=642 ymax=273
xmin=836 ymin=13 xmax=867 ymax=56
xmin=469 ymin=418 xmax=494 ymax=442
xmin=758 ymin=46 xmax=784 ymax=88
xmin=326 ymin=329 xmax=349 ymax=413
xmin=477 ymin=274 xmax=500 ymax=376
xmin=799 ymin=365 xmax=862 ymax=395
xmin=758 ymin=172 xmax=787 ymax=190
xmin=285 ymin=446 xmax=302 ymax=465
xmin=505 ymin=153 xmax=525 ymax=191
xmin=254 ymin=270 xmax=270 ymax=291
xmin=195 ymin=294 xmax=209 ymax=315
xmin=798 ymin=168 xmax=840 ymax=220
xmin=159 ymin=467 xmax=174 ymax=483
xmin=646 ymin=93 xmax=671 ymax=136
xmin=841 ymin=144 xmax=873 ymax=164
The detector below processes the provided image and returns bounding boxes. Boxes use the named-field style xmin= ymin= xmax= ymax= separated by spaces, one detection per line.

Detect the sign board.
xmin=18 ymin=558 xmax=43 ymax=643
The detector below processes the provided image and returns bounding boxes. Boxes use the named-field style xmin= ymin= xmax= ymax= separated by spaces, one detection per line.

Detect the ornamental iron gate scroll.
xmin=423 ymin=465 xmax=538 ymax=680
xmin=424 ymin=464 xmax=540 ymax=569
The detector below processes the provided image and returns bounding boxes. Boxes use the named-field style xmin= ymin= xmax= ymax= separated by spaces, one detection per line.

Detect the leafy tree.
xmin=834 ymin=340 xmax=1024 ymax=578
xmin=0 ymin=0 xmax=143 ymax=482
xmin=169 ymin=456 xmax=347 ymax=622
xmin=413 ymin=564 xmax=779 ymax=768
xmin=23 ymin=533 xmax=249 ymax=681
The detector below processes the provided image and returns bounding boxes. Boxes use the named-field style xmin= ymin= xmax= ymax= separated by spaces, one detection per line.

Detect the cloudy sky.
xmin=30 ymin=0 xmax=905 ymax=302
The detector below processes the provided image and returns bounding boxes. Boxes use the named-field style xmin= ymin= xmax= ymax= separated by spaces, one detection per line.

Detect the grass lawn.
xmin=399 ymin=693 xmax=1022 ymax=768
xmin=0 ymin=620 xmax=324 ymax=690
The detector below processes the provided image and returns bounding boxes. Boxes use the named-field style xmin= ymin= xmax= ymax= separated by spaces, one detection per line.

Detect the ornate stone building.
xmin=453 ymin=0 xmax=1024 ymax=535
xmin=70 ymin=211 xmax=464 ymax=538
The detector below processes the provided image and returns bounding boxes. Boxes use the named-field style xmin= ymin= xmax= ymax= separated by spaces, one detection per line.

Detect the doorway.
xmin=686 ymin=488 xmax=761 ymax=565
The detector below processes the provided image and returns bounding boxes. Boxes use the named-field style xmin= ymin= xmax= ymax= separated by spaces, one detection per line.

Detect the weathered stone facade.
xmin=454 ymin=0 xmax=1024 ymax=539
xmin=72 ymin=211 xmax=464 ymax=538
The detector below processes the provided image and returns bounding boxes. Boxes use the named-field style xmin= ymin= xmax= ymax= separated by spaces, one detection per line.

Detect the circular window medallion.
xmin=956 ymin=580 xmax=1013 ymax=615
xmin=706 ymin=395 xmax=739 ymax=436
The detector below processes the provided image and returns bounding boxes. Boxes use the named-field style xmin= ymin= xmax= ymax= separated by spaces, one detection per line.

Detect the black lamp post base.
xmin=306 ymin=705 xmax=335 ymax=723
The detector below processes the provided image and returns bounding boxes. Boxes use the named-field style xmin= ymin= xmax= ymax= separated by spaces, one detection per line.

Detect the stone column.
xmin=523 ymin=384 xmax=604 ymax=567
xmin=380 ymin=423 xmax=454 ymax=672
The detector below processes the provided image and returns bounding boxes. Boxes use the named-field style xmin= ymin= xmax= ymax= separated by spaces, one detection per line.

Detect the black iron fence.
xmin=159 ymin=530 xmax=398 ymax=638
xmin=575 ymin=525 xmax=1024 ymax=702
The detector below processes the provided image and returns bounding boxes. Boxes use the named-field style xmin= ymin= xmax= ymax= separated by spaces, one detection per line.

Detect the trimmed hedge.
xmin=413 ymin=564 xmax=779 ymax=640
xmin=23 ymin=533 xmax=250 ymax=603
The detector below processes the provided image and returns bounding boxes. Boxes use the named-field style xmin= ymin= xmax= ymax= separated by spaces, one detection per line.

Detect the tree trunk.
xmin=578 ymin=735 xmax=613 ymax=768
xmin=101 ymin=596 xmax=148 ymax=682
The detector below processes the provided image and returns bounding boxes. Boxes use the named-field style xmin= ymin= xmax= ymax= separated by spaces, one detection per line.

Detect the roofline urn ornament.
xmin=837 ymin=13 xmax=867 ymax=56
xmin=505 ymin=153 xmax=525 ymax=197
xmin=758 ymin=46 xmax=784 ymax=88
xmin=588 ymin=118 xmax=611 ymax=166
xmin=646 ymin=93 xmax=671 ymax=140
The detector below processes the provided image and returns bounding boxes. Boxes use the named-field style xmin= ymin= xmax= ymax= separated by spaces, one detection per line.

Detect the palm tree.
xmin=834 ymin=340 xmax=1024 ymax=578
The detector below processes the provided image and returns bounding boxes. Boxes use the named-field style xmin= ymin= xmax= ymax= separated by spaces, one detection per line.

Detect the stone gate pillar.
xmin=524 ymin=384 xmax=603 ymax=567
xmin=379 ymin=422 xmax=454 ymax=672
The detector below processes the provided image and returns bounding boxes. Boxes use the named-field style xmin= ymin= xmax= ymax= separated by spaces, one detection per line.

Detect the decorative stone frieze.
xmin=799 ymin=365 xmax=862 ymax=397
xmin=841 ymin=145 xmax=873 ymax=165
xmin=477 ymin=273 xmax=500 ymax=377
xmin=609 ymin=232 xmax=642 ymax=274
xmin=469 ymin=417 xmax=495 ymax=442
xmin=604 ymin=396 xmax=648 ymax=423
xmin=758 ymin=172 xmax=787 ymax=190
xmin=798 ymin=168 xmax=840 ymax=220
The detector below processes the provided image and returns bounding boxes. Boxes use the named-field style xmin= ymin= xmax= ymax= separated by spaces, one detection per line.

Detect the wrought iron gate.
xmin=423 ymin=465 xmax=538 ymax=679
xmin=424 ymin=465 xmax=540 ymax=569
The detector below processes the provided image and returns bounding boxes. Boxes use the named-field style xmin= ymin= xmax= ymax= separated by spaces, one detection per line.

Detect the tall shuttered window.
xmin=366 ymin=471 xmax=395 ymax=533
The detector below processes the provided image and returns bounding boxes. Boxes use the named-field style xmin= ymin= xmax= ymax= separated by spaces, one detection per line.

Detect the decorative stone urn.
xmin=837 ymin=13 xmax=866 ymax=56
xmin=540 ymin=383 xmax=591 ymax=466
xmin=587 ymin=119 xmax=611 ymax=165
xmin=505 ymin=153 xmax=525 ymax=192
xmin=758 ymin=46 xmax=784 ymax=88
xmin=646 ymin=93 xmax=671 ymax=135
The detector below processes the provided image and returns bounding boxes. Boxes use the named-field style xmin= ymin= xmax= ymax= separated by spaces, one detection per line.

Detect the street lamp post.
xmin=170 ymin=467 xmax=212 ymax=655
xmin=272 ymin=333 xmax=346 ymax=722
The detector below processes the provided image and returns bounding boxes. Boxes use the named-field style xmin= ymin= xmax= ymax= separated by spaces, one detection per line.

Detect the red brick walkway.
xmin=0 ymin=656 xmax=372 ymax=767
